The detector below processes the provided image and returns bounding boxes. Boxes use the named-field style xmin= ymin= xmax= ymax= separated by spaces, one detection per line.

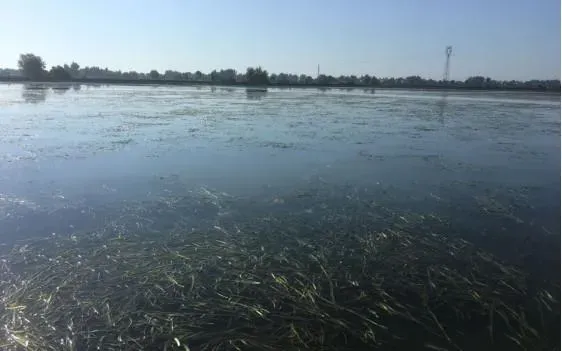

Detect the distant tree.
xmin=288 ymin=74 xmax=299 ymax=84
xmin=465 ymin=76 xmax=486 ymax=88
xmin=48 ymin=66 xmax=72 ymax=80
xmin=381 ymin=77 xmax=395 ymax=87
xmin=210 ymin=70 xmax=219 ymax=82
xmin=164 ymin=70 xmax=182 ymax=80
xmin=405 ymin=76 xmax=424 ymax=87
xmin=0 ymin=68 xmax=21 ymax=78
xmin=219 ymin=69 xmax=237 ymax=84
xmin=18 ymin=53 xmax=46 ymax=80
xmin=546 ymin=80 xmax=561 ymax=90
xmin=110 ymin=70 xmax=122 ymax=79
xmin=317 ymin=74 xmax=327 ymax=85
xmin=82 ymin=66 xmax=105 ymax=79
xmin=63 ymin=63 xmax=81 ymax=78
xmin=277 ymin=73 xmax=290 ymax=84
xmin=122 ymin=71 xmax=139 ymax=80
xmin=317 ymin=74 xmax=335 ymax=85
xmin=149 ymin=70 xmax=160 ymax=80
xmin=245 ymin=66 xmax=269 ymax=85
xmin=9 ymin=54 xmax=559 ymax=92
xmin=361 ymin=75 xmax=371 ymax=85
xmin=370 ymin=76 xmax=380 ymax=86
xmin=269 ymin=73 xmax=278 ymax=83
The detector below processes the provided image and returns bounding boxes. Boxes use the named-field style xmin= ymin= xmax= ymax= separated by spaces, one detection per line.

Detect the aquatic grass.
xmin=0 ymin=185 xmax=558 ymax=350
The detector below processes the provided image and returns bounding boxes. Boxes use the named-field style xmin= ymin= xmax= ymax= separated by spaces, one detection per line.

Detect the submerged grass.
xmin=0 ymin=185 xmax=559 ymax=350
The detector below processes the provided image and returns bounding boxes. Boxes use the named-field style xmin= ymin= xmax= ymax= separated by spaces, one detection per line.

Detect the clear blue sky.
xmin=0 ymin=0 xmax=559 ymax=80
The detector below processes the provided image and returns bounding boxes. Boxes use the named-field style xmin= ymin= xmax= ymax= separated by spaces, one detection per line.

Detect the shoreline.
xmin=1 ymin=77 xmax=560 ymax=93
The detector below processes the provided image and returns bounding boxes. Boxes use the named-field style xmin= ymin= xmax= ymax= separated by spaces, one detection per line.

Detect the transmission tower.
xmin=443 ymin=46 xmax=452 ymax=82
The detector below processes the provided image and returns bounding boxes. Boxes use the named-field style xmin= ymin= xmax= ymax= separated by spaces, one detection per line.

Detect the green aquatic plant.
xmin=0 ymin=185 xmax=558 ymax=350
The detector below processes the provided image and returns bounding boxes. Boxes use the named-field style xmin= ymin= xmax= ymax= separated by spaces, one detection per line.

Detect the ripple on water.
xmin=259 ymin=141 xmax=296 ymax=149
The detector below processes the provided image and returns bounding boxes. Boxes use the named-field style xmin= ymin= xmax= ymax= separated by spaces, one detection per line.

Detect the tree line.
xmin=1 ymin=53 xmax=559 ymax=91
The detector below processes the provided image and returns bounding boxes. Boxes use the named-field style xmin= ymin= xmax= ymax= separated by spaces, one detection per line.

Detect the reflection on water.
xmin=21 ymin=84 xmax=48 ymax=103
xmin=437 ymin=90 xmax=448 ymax=122
xmin=246 ymin=89 xmax=267 ymax=100
xmin=21 ymin=83 xmax=74 ymax=102
xmin=52 ymin=84 xmax=71 ymax=94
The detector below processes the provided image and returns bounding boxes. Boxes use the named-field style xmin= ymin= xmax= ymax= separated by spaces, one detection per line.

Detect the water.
xmin=1 ymin=84 xmax=559 ymax=233
xmin=0 ymin=83 xmax=559 ymax=349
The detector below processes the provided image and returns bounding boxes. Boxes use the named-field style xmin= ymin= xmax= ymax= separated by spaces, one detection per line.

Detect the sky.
xmin=0 ymin=0 xmax=560 ymax=80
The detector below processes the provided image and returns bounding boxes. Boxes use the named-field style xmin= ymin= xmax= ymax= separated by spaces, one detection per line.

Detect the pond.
xmin=0 ymin=83 xmax=559 ymax=350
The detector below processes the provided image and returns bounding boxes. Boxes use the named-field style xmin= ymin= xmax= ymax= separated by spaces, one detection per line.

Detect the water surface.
xmin=0 ymin=83 xmax=560 ymax=350
xmin=0 ymin=83 xmax=559 ymax=249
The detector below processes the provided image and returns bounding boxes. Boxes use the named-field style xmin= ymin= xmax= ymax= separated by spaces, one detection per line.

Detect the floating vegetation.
xmin=0 ymin=184 xmax=559 ymax=350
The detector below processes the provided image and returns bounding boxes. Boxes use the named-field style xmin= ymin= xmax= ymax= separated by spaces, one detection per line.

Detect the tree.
xmin=317 ymin=74 xmax=327 ymax=85
xmin=48 ymin=66 xmax=72 ymax=80
xmin=269 ymin=73 xmax=278 ymax=83
xmin=18 ymin=53 xmax=46 ymax=80
xmin=149 ymin=70 xmax=160 ymax=79
xmin=276 ymin=73 xmax=290 ymax=84
xmin=210 ymin=70 xmax=219 ymax=82
xmin=122 ymin=71 xmax=139 ymax=80
xmin=245 ymin=66 xmax=269 ymax=85
xmin=288 ymin=74 xmax=299 ymax=84
xmin=317 ymin=74 xmax=336 ymax=85
xmin=361 ymin=75 xmax=371 ymax=85
xmin=194 ymin=71 xmax=202 ymax=81
xmin=164 ymin=70 xmax=182 ymax=80
xmin=465 ymin=76 xmax=486 ymax=88
xmin=219 ymin=69 xmax=237 ymax=84
xmin=405 ymin=75 xmax=424 ymax=87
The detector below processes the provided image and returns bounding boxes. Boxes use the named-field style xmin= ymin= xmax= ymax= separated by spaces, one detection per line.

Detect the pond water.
xmin=0 ymin=83 xmax=559 ymax=350
xmin=0 ymin=84 xmax=559 ymax=240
